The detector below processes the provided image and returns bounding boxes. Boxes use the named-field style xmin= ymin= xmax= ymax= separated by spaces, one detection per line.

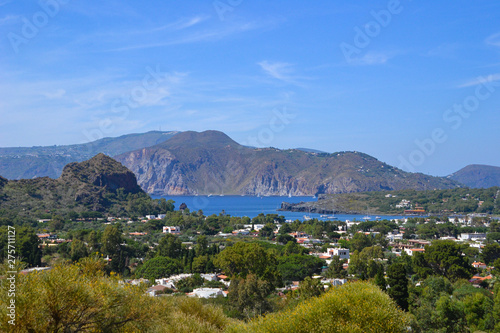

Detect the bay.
xmin=153 ymin=195 xmax=405 ymax=222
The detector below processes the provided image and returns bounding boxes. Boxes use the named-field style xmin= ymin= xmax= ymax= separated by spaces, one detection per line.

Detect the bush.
xmin=227 ymin=281 xmax=410 ymax=333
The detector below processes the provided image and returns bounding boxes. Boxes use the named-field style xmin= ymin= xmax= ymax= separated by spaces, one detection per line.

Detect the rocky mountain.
xmin=115 ymin=130 xmax=460 ymax=196
xmin=0 ymin=154 xmax=147 ymax=216
xmin=448 ymin=164 xmax=500 ymax=188
xmin=0 ymin=131 xmax=178 ymax=180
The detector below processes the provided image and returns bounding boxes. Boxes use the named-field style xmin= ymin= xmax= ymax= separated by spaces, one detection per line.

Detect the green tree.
xmin=156 ymin=234 xmax=183 ymax=259
xmin=228 ymin=274 xmax=273 ymax=319
xmin=136 ymin=256 xmax=182 ymax=281
xmin=374 ymin=268 xmax=387 ymax=292
xmin=17 ymin=226 xmax=42 ymax=267
xmin=350 ymin=232 xmax=373 ymax=252
xmin=414 ymin=240 xmax=475 ymax=281
xmin=324 ymin=255 xmax=347 ymax=279
xmin=386 ymin=263 xmax=409 ymax=311
xmin=277 ymin=254 xmax=324 ymax=282
xmin=214 ymin=242 xmax=280 ymax=287
xmin=70 ymin=239 xmax=89 ymax=262
xmin=296 ymin=276 xmax=324 ymax=299
xmin=481 ymin=243 xmax=500 ymax=265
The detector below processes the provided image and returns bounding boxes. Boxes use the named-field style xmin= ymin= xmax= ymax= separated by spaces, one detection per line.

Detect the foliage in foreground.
xmin=0 ymin=257 xmax=231 ymax=333
xmin=0 ymin=257 xmax=414 ymax=333
xmin=227 ymin=281 xmax=411 ymax=333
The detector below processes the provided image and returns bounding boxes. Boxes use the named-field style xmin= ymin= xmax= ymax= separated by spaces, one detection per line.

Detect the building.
xmin=163 ymin=226 xmax=181 ymax=234
xmin=188 ymin=288 xmax=226 ymax=298
xmin=326 ymin=248 xmax=350 ymax=260
xmin=460 ymin=233 xmax=487 ymax=241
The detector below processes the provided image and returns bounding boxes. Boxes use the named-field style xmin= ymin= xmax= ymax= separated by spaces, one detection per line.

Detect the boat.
xmin=288 ymin=193 xmax=292 ymax=198
xmin=363 ymin=216 xmax=371 ymax=221
xmin=327 ymin=215 xmax=337 ymax=220
xmin=375 ymin=216 xmax=381 ymax=219
xmin=303 ymin=215 xmax=312 ymax=221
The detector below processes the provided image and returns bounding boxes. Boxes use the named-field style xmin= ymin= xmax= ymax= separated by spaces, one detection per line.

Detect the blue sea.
xmin=153 ymin=195 xmax=405 ymax=222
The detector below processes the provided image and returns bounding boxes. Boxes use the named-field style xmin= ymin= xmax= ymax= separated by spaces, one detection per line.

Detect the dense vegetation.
xmin=0 ymin=258 xmax=409 ymax=333
xmin=285 ymin=186 xmax=500 ymax=215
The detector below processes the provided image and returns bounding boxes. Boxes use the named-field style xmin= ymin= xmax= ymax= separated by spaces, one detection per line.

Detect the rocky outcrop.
xmin=115 ymin=130 xmax=461 ymax=196
xmin=60 ymin=153 xmax=142 ymax=194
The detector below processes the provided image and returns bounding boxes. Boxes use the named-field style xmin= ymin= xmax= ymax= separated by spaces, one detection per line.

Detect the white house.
xmin=158 ymin=214 xmax=166 ymax=219
xmin=188 ymin=288 xmax=226 ymax=298
xmin=327 ymin=248 xmax=350 ymax=260
xmin=459 ymin=233 xmax=486 ymax=241
xmin=163 ymin=226 xmax=181 ymax=234
xmin=146 ymin=215 xmax=156 ymax=220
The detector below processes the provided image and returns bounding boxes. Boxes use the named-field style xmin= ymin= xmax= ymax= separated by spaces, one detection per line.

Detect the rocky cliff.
xmin=0 ymin=154 xmax=147 ymax=215
xmin=115 ymin=130 xmax=460 ymax=196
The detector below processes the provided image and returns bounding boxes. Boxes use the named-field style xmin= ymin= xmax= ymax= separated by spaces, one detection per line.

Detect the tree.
xmin=17 ymin=226 xmax=42 ymax=267
xmin=135 ymin=256 xmax=182 ymax=281
xmin=101 ymin=225 xmax=122 ymax=257
xmin=324 ymin=255 xmax=347 ymax=279
xmin=228 ymin=274 xmax=273 ymax=319
xmin=259 ymin=223 xmax=275 ymax=239
xmin=296 ymin=276 xmax=324 ymax=299
xmin=350 ymin=232 xmax=373 ymax=252
xmin=156 ymin=234 xmax=183 ymax=259
xmin=414 ymin=240 xmax=475 ymax=281
xmin=481 ymin=243 xmax=500 ymax=265
xmin=276 ymin=234 xmax=295 ymax=245
xmin=386 ymin=263 xmax=409 ymax=311
xmin=214 ymin=242 xmax=280 ymax=287
xmin=70 ymin=239 xmax=89 ymax=262
xmin=277 ymin=254 xmax=324 ymax=282
xmin=195 ymin=235 xmax=208 ymax=256
xmin=230 ymin=282 xmax=411 ymax=333
xmin=374 ymin=268 xmax=386 ymax=292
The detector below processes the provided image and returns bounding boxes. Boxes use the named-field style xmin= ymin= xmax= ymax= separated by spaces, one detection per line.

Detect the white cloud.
xmin=349 ymin=52 xmax=392 ymax=66
xmin=0 ymin=14 xmax=18 ymax=25
xmin=41 ymin=89 xmax=66 ymax=99
xmin=485 ymin=32 xmax=500 ymax=47
xmin=258 ymin=61 xmax=295 ymax=82
xmin=458 ymin=73 xmax=500 ymax=88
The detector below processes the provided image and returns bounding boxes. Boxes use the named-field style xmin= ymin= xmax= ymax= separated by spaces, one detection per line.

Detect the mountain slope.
xmin=0 ymin=154 xmax=146 ymax=217
xmin=0 ymin=131 xmax=178 ymax=180
xmin=448 ymin=164 xmax=500 ymax=188
xmin=115 ymin=130 xmax=460 ymax=196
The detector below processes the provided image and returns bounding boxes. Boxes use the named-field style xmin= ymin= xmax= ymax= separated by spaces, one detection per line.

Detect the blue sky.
xmin=1 ymin=0 xmax=499 ymax=176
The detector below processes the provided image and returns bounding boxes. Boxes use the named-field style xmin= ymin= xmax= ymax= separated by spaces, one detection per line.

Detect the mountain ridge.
xmin=0 ymin=131 xmax=179 ymax=180
xmin=448 ymin=164 xmax=500 ymax=188
xmin=115 ymin=130 xmax=461 ymax=196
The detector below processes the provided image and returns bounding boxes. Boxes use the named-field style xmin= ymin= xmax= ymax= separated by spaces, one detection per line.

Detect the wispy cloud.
xmin=426 ymin=43 xmax=460 ymax=58
xmin=146 ymin=15 xmax=209 ymax=33
xmin=104 ymin=21 xmax=262 ymax=52
xmin=486 ymin=32 xmax=500 ymax=47
xmin=349 ymin=51 xmax=393 ymax=66
xmin=458 ymin=73 xmax=500 ymax=88
xmin=258 ymin=61 xmax=295 ymax=82
xmin=0 ymin=14 xmax=18 ymax=25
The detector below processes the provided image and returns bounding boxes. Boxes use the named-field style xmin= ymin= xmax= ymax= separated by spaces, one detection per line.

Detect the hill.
xmin=448 ymin=164 xmax=500 ymax=188
xmin=0 ymin=154 xmax=150 ymax=218
xmin=115 ymin=130 xmax=460 ymax=196
xmin=280 ymin=187 xmax=500 ymax=215
xmin=0 ymin=131 xmax=178 ymax=179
